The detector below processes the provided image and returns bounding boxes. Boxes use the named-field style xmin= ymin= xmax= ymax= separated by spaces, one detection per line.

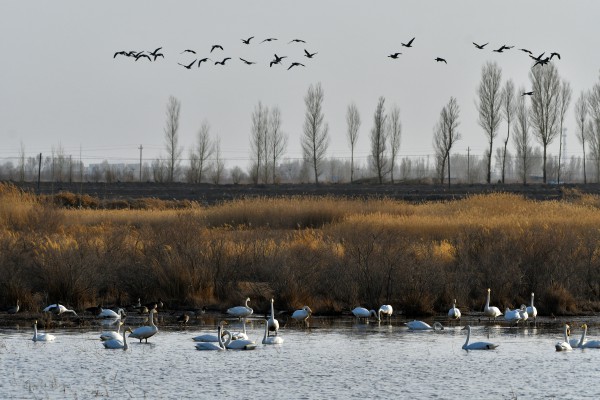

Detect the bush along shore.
xmin=2 ymin=182 xmax=600 ymax=319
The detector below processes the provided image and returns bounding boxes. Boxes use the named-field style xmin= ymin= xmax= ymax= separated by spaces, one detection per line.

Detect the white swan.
xmin=352 ymin=307 xmax=377 ymax=322
xmin=568 ymin=325 xmax=586 ymax=348
xmin=97 ymin=307 xmax=126 ymax=319
xmin=518 ymin=304 xmax=529 ymax=322
xmin=267 ymin=298 xmax=280 ymax=335
xmin=100 ymin=321 xmax=124 ymax=341
xmin=579 ymin=324 xmax=600 ymax=349
xmin=129 ymin=309 xmax=158 ymax=343
xmin=448 ymin=299 xmax=461 ymax=320
xmin=32 ymin=320 xmax=56 ymax=342
xmin=222 ymin=329 xmax=257 ymax=350
xmin=291 ymin=306 xmax=312 ymax=325
xmin=193 ymin=320 xmax=227 ymax=342
xmin=526 ymin=292 xmax=538 ymax=321
xmin=8 ymin=299 xmax=20 ymax=314
xmin=462 ymin=325 xmax=499 ymax=350
xmin=555 ymin=324 xmax=573 ymax=351
xmin=230 ymin=320 xmax=249 ymax=341
xmin=43 ymin=303 xmax=78 ymax=316
xmin=262 ymin=321 xmax=284 ymax=345
xmin=484 ymin=288 xmax=502 ymax=321
xmin=504 ymin=307 xmax=522 ymax=323
xmin=405 ymin=320 xmax=444 ymax=331
xmin=378 ymin=305 xmax=393 ymax=323
xmin=103 ymin=327 xmax=132 ymax=350
xmin=227 ymin=297 xmax=253 ymax=319
xmin=195 ymin=325 xmax=226 ymax=351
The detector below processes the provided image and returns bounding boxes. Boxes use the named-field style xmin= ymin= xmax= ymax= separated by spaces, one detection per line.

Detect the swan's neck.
xmin=123 ymin=330 xmax=128 ymax=350
xmin=33 ymin=324 xmax=38 ymax=340
xmin=581 ymin=326 xmax=587 ymax=345
xmin=564 ymin=326 xmax=569 ymax=343
xmin=245 ymin=298 xmax=250 ymax=308
xmin=464 ymin=327 xmax=471 ymax=347
xmin=263 ymin=323 xmax=268 ymax=343
xmin=485 ymin=291 xmax=490 ymax=308
xmin=149 ymin=311 xmax=155 ymax=327
xmin=270 ymin=300 xmax=275 ymax=316
xmin=530 ymin=294 xmax=535 ymax=307
xmin=218 ymin=326 xmax=225 ymax=349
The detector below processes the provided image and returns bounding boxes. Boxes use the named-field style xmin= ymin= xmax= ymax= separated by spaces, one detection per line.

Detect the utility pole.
xmin=138 ymin=144 xmax=143 ymax=182
xmin=467 ymin=147 xmax=470 ymax=184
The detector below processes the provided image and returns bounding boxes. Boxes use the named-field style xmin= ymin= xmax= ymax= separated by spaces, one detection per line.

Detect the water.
xmin=1 ymin=319 xmax=599 ymax=399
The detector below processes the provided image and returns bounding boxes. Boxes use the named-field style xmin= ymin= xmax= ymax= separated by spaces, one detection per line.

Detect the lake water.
xmin=1 ymin=317 xmax=599 ymax=399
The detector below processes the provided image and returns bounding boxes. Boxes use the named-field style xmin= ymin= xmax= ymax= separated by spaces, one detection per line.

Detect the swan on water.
xmin=227 ymin=298 xmax=253 ymax=320
xmin=568 ymin=325 xmax=586 ymax=348
xmin=448 ymin=299 xmax=461 ymax=320
xmin=262 ymin=321 xmax=284 ymax=345
xmin=352 ymin=307 xmax=377 ymax=322
xmin=97 ymin=307 xmax=126 ymax=319
xmin=129 ymin=309 xmax=158 ymax=343
xmin=518 ymin=305 xmax=529 ymax=322
xmin=504 ymin=307 xmax=522 ymax=323
xmin=100 ymin=321 xmax=124 ymax=341
xmin=103 ymin=326 xmax=133 ymax=350
xmin=193 ymin=321 xmax=227 ymax=342
xmin=230 ymin=319 xmax=249 ymax=340
xmin=196 ymin=324 xmax=226 ymax=351
xmin=579 ymin=324 xmax=600 ymax=349
xmin=32 ymin=320 xmax=56 ymax=342
xmin=526 ymin=293 xmax=538 ymax=321
xmin=462 ymin=325 xmax=499 ymax=350
xmin=291 ymin=306 xmax=312 ymax=326
xmin=378 ymin=305 xmax=393 ymax=323
xmin=405 ymin=321 xmax=444 ymax=331
xmin=267 ymin=298 xmax=280 ymax=335
xmin=484 ymin=289 xmax=502 ymax=321
xmin=555 ymin=323 xmax=573 ymax=351
xmin=43 ymin=303 xmax=78 ymax=316
xmin=222 ymin=329 xmax=257 ymax=350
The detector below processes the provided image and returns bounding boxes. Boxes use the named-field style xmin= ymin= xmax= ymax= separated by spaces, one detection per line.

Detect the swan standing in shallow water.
xmin=518 ymin=305 xmax=529 ymax=322
xmin=462 ymin=325 xmax=499 ymax=350
xmin=378 ymin=305 xmax=393 ymax=323
xmin=32 ymin=321 xmax=56 ymax=342
xmin=262 ymin=321 xmax=284 ymax=345
xmin=43 ymin=303 xmax=78 ymax=316
xmin=352 ymin=307 xmax=377 ymax=323
xmin=526 ymin=293 xmax=538 ymax=321
xmin=222 ymin=329 xmax=257 ymax=350
xmin=100 ymin=321 xmax=124 ymax=341
xmin=448 ymin=299 xmax=461 ymax=320
xmin=195 ymin=325 xmax=226 ymax=351
xmin=267 ymin=298 xmax=279 ymax=336
xmin=484 ymin=289 xmax=502 ymax=321
xmin=555 ymin=324 xmax=573 ymax=351
xmin=129 ymin=309 xmax=158 ymax=343
xmin=579 ymin=324 xmax=600 ymax=349
xmin=103 ymin=327 xmax=132 ymax=350
xmin=405 ymin=321 xmax=444 ymax=331
xmin=504 ymin=307 xmax=522 ymax=324
xmin=291 ymin=306 xmax=312 ymax=326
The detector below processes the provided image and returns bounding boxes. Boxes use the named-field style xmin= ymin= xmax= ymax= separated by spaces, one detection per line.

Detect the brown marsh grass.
xmin=1 ymin=183 xmax=600 ymax=317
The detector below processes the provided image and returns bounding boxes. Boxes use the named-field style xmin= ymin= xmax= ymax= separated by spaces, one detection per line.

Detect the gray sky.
xmin=1 ymin=0 xmax=599 ymax=169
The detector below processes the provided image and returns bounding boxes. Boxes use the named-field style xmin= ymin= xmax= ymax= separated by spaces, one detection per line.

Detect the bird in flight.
xmin=261 ymin=38 xmax=277 ymax=43
xmin=149 ymin=47 xmax=164 ymax=61
xmin=492 ymin=47 xmax=504 ymax=53
xmin=241 ymin=36 xmax=254 ymax=44
xmin=519 ymin=48 xmax=533 ymax=54
xmin=288 ymin=62 xmax=305 ymax=70
xmin=197 ymin=58 xmax=211 ymax=66
xmin=401 ymin=37 xmax=415 ymax=48
xmin=289 ymin=39 xmax=306 ymax=44
xmin=135 ymin=54 xmax=152 ymax=62
xmin=388 ymin=53 xmax=402 ymax=59
xmin=149 ymin=47 xmax=162 ymax=56
xmin=500 ymin=45 xmax=514 ymax=50
xmin=113 ymin=51 xmax=127 ymax=58
xmin=214 ymin=57 xmax=231 ymax=65
xmin=304 ymin=49 xmax=317 ymax=58
xmin=533 ymin=57 xmax=550 ymax=67
xmin=473 ymin=42 xmax=488 ymax=49
xmin=550 ymin=52 xmax=561 ymax=60
xmin=435 ymin=57 xmax=447 ymax=64
xmin=239 ymin=58 xmax=256 ymax=65
xmin=522 ymin=91 xmax=534 ymax=96
xmin=211 ymin=45 xmax=223 ymax=53
xmin=270 ymin=54 xmax=287 ymax=67
xmin=181 ymin=49 xmax=196 ymax=54
xmin=178 ymin=60 xmax=197 ymax=69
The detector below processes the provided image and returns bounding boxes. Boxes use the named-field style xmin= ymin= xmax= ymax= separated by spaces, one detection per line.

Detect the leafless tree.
xmin=301 ymin=82 xmax=329 ymax=184
xmin=18 ymin=142 xmax=25 ymax=182
xmin=370 ymin=96 xmax=388 ymax=183
xmin=500 ymin=80 xmax=516 ymax=183
xmin=388 ymin=105 xmax=402 ymax=183
xmin=250 ymin=101 xmax=269 ymax=183
xmin=529 ymin=62 xmax=561 ymax=183
xmin=346 ymin=102 xmax=361 ymax=183
xmin=477 ymin=61 xmax=503 ymax=184
xmin=513 ymin=90 xmax=533 ymax=184
xmin=433 ymin=97 xmax=461 ymax=186
xmin=269 ymin=107 xmax=287 ymax=183
xmin=211 ymin=137 xmax=225 ymax=184
xmin=557 ymin=80 xmax=572 ymax=184
xmin=188 ymin=121 xmax=213 ymax=183
xmin=587 ymin=120 xmax=600 ymax=182
xmin=433 ymin=122 xmax=448 ymax=184
xmin=575 ymin=91 xmax=589 ymax=183
xmin=164 ymin=96 xmax=182 ymax=182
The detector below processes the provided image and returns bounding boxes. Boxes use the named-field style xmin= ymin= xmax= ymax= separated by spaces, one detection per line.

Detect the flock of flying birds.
xmin=113 ymin=36 xmax=317 ymax=71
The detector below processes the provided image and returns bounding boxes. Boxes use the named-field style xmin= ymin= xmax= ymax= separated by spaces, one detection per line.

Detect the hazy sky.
xmin=1 ymin=1 xmax=599 ymax=170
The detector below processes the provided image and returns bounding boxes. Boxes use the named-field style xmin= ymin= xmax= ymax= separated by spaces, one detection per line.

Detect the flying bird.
xmin=435 ymin=57 xmax=447 ymax=64
xmin=178 ymin=60 xmax=197 ymax=69
xmin=214 ymin=57 xmax=231 ymax=65
xmin=530 ymin=52 xmax=545 ymax=61
xmin=113 ymin=51 xmax=127 ymax=58
xmin=288 ymin=62 xmax=305 ymax=70
xmin=181 ymin=49 xmax=196 ymax=54
xmin=401 ymin=37 xmax=415 ymax=48
xmin=550 ymin=52 xmax=561 ymax=60
xmin=492 ymin=47 xmax=504 ymax=53
xmin=288 ymin=38 xmax=306 ymax=44
xmin=135 ymin=54 xmax=152 ymax=61
xmin=533 ymin=57 xmax=550 ymax=67
xmin=500 ymin=45 xmax=514 ymax=50
xmin=388 ymin=53 xmax=402 ymax=59
xmin=270 ymin=54 xmax=287 ymax=67
xmin=519 ymin=48 xmax=533 ymax=54
xmin=304 ymin=49 xmax=317 ymax=58
xmin=211 ymin=45 xmax=224 ymax=53
xmin=241 ymin=36 xmax=254 ymax=44
xmin=522 ymin=91 xmax=534 ymax=96
xmin=261 ymin=38 xmax=277 ymax=43
xmin=197 ymin=57 xmax=211 ymax=66
xmin=239 ymin=58 xmax=256 ymax=65
xmin=472 ymin=42 xmax=488 ymax=49
xmin=148 ymin=47 xmax=162 ymax=56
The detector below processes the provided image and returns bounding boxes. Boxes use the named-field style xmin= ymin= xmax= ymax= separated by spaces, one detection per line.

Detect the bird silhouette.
xmin=239 ymin=58 xmax=256 ymax=65
xmin=492 ymin=47 xmax=504 ymax=53
xmin=519 ymin=48 xmax=533 ymax=54
xmin=178 ymin=60 xmax=197 ymax=69
xmin=113 ymin=51 xmax=127 ymax=58
xmin=435 ymin=57 xmax=447 ymax=64
xmin=473 ymin=42 xmax=488 ymax=49
xmin=500 ymin=45 xmax=514 ymax=51
xmin=530 ymin=52 xmax=545 ymax=61
xmin=181 ymin=49 xmax=196 ymax=54
xmin=211 ymin=45 xmax=224 ymax=53
xmin=148 ymin=47 xmax=162 ymax=56
xmin=522 ymin=91 xmax=534 ymax=96
xmin=241 ymin=36 xmax=254 ymax=44
xmin=304 ymin=49 xmax=317 ymax=58
xmin=197 ymin=58 xmax=211 ymax=67
xmin=388 ymin=53 xmax=402 ymax=59
xmin=288 ymin=62 xmax=305 ymax=70
xmin=270 ymin=54 xmax=287 ymax=67
xmin=401 ymin=37 xmax=415 ymax=47
xmin=135 ymin=54 xmax=152 ymax=61
xmin=214 ymin=57 xmax=231 ymax=65
xmin=533 ymin=57 xmax=550 ymax=67
xmin=289 ymin=39 xmax=306 ymax=44
xmin=550 ymin=52 xmax=561 ymax=60
xmin=261 ymin=38 xmax=277 ymax=43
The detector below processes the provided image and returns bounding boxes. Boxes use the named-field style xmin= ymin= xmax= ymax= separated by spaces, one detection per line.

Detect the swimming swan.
xmin=405 ymin=321 xmax=444 ymax=331
xmin=195 ymin=325 xmax=226 ymax=351
xmin=32 ymin=320 xmax=56 ymax=342
xmin=579 ymin=324 xmax=600 ymax=349
xmin=555 ymin=324 xmax=573 ymax=351
xmin=227 ymin=298 xmax=253 ymax=320
xmin=100 ymin=321 xmax=124 ymax=341
xmin=222 ymin=330 xmax=257 ymax=350
xmin=484 ymin=289 xmax=502 ymax=321
xmin=193 ymin=321 xmax=227 ymax=342
xmin=504 ymin=307 xmax=522 ymax=323
xmin=97 ymin=308 xmax=126 ymax=319
xmin=267 ymin=298 xmax=280 ymax=335
xmin=262 ymin=321 xmax=284 ymax=345
xmin=129 ymin=309 xmax=158 ymax=343
xmin=462 ymin=325 xmax=499 ymax=350
xmin=448 ymin=299 xmax=461 ymax=320
xmin=103 ymin=327 xmax=132 ymax=350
